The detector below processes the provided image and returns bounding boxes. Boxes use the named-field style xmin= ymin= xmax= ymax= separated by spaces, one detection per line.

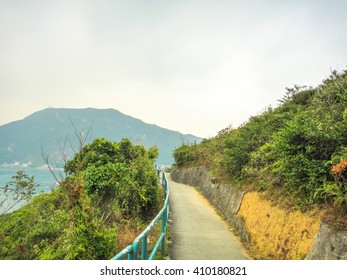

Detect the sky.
xmin=1 ymin=0 xmax=346 ymax=138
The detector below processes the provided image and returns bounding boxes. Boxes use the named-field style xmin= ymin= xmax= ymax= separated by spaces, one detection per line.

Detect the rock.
xmin=306 ymin=223 xmax=347 ymax=260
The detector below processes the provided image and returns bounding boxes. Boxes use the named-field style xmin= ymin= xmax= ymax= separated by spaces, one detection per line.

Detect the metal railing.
xmin=111 ymin=167 xmax=169 ymax=260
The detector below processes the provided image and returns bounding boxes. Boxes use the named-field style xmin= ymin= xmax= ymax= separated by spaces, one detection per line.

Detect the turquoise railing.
xmin=111 ymin=167 xmax=169 ymax=260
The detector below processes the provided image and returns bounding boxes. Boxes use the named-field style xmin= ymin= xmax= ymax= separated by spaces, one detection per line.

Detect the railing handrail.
xmin=111 ymin=167 xmax=169 ymax=260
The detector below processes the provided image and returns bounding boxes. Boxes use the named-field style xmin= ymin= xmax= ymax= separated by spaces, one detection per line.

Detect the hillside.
xmin=173 ymin=69 xmax=347 ymax=226
xmin=0 ymin=108 xmax=201 ymax=166
xmin=0 ymin=138 xmax=162 ymax=259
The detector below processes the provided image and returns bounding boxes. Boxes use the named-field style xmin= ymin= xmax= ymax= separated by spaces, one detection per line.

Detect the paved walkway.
xmin=168 ymin=174 xmax=248 ymax=260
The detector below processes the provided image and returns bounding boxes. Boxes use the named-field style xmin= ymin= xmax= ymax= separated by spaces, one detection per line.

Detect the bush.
xmin=0 ymin=137 xmax=160 ymax=259
xmin=67 ymin=138 xmax=160 ymax=221
xmin=172 ymin=68 xmax=347 ymax=219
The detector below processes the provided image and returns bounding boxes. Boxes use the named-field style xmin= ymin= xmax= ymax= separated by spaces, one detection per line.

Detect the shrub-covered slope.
xmin=0 ymin=138 xmax=160 ymax=259
xmin=173 ymin=69 xmax=347 ymax=225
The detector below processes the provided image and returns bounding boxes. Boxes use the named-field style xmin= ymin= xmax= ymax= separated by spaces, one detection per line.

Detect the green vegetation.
xmin=173 ymin=69 xmax=347 ymax=226
xmin=0 ymin=138 xmax=160 ymax=259
xmin=0 ymin=170 xmax=38 ymax=215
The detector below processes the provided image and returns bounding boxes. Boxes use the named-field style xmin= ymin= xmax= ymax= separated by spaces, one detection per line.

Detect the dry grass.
xmin=237 ymin=192 xmax=321 ymax=259
xmin=114 ymin=185 xmax=168 ymax=258
xmin=116 ymin=219 xmax=145 ymax=251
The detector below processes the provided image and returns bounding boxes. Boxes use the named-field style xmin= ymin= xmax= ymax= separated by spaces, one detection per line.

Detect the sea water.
xmin=0 ymin=166 xmax=60 ymax=213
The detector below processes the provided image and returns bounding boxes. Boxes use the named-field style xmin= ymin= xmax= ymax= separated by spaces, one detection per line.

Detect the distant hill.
xmin=0 ymin=108 xmax=201 ymax=166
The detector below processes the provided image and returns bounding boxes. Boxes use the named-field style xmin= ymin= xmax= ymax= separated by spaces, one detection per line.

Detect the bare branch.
xmin=41 ymin=146 xmax=61 ymax=185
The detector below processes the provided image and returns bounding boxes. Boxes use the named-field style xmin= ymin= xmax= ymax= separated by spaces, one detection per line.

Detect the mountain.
xmin=0 ymin=108 xmax=202 ymax=166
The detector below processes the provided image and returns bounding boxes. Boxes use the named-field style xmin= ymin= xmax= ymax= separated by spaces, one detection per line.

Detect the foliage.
xmin=173 ymin=144 xmax=198 ymax=167
xmin=315 ymin=149 xmax=347 ymax=214
xmin=0 ymin=170 xmax=38 ymax=215
xmin=0 ymin=190 xmax=69 ymax=259
xmin=173 ymin=69 xmax=347 ymax=220
xmin=0 ymin=138 xmax=160 ymax=259
xmin=65 ymin=138 xmax=160 ymax=221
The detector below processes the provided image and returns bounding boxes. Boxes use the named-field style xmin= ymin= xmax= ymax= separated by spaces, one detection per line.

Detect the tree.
xmin=65 ymin=137 xmax=160 ymax=221
xmin=0 ymin=170 xmax=38 ymax=215
xmin=277 ymin=84 xmax=307 ymax=104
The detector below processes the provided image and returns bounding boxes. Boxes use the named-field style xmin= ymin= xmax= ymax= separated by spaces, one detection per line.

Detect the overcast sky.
xmin=1 ymin=0 xmax=346 ymax=138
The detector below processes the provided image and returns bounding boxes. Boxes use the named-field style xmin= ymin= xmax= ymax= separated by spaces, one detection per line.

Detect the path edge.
xmin=171 ymin=167 xmax=250 ymax=245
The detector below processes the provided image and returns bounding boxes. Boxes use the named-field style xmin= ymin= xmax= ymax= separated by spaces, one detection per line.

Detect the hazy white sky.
xmin=1 ymin=0 xmax=346 ymax=138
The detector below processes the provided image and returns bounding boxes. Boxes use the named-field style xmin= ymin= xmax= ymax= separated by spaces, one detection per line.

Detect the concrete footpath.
xmin=167 ymin=174 xmax=248 ymax=260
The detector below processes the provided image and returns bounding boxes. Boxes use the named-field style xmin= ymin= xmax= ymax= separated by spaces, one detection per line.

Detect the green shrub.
xmin=0 ymin=137 xmax=160 ymax=259
xmin=172 ymin=68 xmax=347 ymax=217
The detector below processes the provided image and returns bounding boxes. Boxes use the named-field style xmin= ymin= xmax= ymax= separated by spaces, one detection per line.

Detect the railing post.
xmin=141 ymin=236 xmax=148 ymax=260
xmin=161 ymin=207 xmax=167 ymax=256
xmin=133 ymin=242 xmax=139 ymax=260
xmin=128 ymin=249 xmax=134 ymax=260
